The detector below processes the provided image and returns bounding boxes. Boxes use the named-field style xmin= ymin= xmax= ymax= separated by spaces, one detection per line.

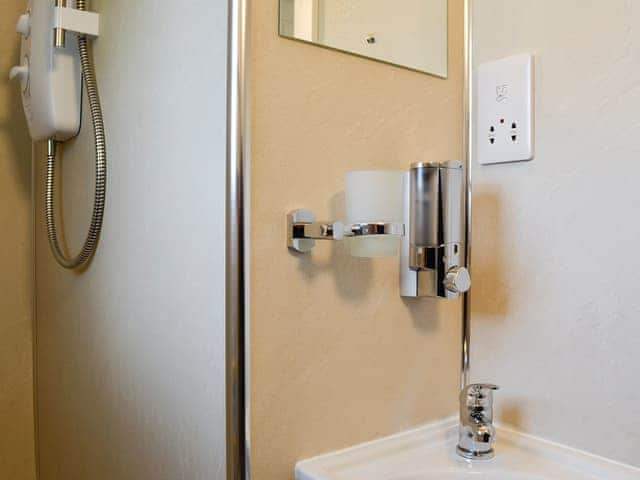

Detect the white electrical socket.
xmin=477 ymin=53 xmax=534 ymax=165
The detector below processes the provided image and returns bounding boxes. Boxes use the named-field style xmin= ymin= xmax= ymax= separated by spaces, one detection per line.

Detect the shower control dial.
xmin=9 ymin=61 xmax=29 ymax=92
xmin=445 ymin=266 xmax=471 ymax=294
xmin=16 ymin=13 xmax=31 ymax=37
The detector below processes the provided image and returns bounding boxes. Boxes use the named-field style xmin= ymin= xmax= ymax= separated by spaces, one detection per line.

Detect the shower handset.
xmin=10 ymin=0 xmax=106 ymax=269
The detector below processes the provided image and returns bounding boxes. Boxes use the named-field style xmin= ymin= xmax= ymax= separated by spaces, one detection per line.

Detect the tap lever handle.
xmin=465 ymin=383 xmax=499 ymax=393
xmin=461 ymin=383 xmax=499 ymax=406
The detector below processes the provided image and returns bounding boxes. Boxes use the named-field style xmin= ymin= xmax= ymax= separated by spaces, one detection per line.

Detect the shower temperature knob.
xmin=16 ymin=13 xmax=31 ymax=37
xmin=445 ymin=266 xmax=471 ymax=294
xmin=9 ymin=61 xmax=29 ymax=92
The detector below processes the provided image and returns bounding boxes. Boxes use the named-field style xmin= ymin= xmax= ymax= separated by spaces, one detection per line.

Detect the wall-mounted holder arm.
xmin=287 ymin=209 xmax=405 ymax=253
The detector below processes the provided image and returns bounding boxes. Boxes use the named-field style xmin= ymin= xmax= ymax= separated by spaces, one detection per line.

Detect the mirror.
xmin=279 ymin=0 xmax=448 ymax=78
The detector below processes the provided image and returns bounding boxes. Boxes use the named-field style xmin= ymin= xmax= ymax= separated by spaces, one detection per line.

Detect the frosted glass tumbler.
xmin=345 ymin=170 xmax=405 ymax=257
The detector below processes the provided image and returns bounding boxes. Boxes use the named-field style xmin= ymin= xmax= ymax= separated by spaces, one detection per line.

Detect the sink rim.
xmin=295 ymin=417 xmax=640 ymax=480
xmin=391 ymin=472 xmax=549 ymax=480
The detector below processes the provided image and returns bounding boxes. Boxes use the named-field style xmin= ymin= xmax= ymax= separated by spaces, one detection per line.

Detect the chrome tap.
xmin=457 ymin=383 xmax=499 ymax=460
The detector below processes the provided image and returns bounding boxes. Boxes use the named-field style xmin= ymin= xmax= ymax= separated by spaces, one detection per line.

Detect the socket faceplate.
xmin=477 ymin=54 xmax=534 ymax=165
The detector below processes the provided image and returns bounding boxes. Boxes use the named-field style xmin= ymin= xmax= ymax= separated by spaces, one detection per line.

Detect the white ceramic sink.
xmin=396 ymin=476 xmax=545 ymax=480
xmin=295 ymin=418 xmax=640 ymax=480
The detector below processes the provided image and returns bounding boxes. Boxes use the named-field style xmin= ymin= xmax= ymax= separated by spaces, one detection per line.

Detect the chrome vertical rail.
xmin=461 ymin=0 xmax=473 ymax=389
xmin=227 ymin=0 xmax=249 ymax=478
xmin=53 ymin=0 xmax=66 ymax=48
xmin=31 ymin=143 xmax=40 ymax=480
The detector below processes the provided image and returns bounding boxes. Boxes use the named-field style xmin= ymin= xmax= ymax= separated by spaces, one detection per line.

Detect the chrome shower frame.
xmin=462 ymin=0 xmax=473 ymax=389
xmin=227 ymin=0 xmax=250 ymax=479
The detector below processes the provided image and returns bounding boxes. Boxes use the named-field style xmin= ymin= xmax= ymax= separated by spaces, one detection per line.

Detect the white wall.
xmin=34 ymin=1 xmax=228 ymax=478
xmin=471 ymin=0 xmax=640 ymax=467
xmin=0 ymin=2 xmax=36 ymax=479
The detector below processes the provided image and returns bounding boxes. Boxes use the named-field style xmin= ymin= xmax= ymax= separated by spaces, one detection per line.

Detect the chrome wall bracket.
xmin=287 ymin=209 xmax=405 ymax=253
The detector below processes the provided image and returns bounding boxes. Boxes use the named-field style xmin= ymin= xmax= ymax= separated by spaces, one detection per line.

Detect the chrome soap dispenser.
xmin=400 ymin=161 xmax=470 ymax=299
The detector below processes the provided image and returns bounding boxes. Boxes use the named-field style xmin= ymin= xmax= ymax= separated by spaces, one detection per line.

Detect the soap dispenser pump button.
xmin=445 ymin=266 xmax=471 ymax=294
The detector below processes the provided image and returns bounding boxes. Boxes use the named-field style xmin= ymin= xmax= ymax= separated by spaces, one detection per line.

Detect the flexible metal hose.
xmin=46 ymin=0 xmax=107 ymax=269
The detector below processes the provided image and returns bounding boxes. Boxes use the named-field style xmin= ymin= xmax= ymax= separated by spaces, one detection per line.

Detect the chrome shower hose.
xmin=46 ymin=0 xmax=106 ymax=269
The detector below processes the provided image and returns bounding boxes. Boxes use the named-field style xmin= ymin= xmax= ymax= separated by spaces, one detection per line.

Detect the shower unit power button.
xmin=477 ymin=53 xmax=534 ymax=165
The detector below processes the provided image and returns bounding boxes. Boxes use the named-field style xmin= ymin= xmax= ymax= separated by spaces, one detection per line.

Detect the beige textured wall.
xmin=471 ymin=0 xmax=640 ymax=467
xmin=250 ymin=2 xmax=465 ymax=479
xmin=0 ymin=2 xmax=36 ymax=479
